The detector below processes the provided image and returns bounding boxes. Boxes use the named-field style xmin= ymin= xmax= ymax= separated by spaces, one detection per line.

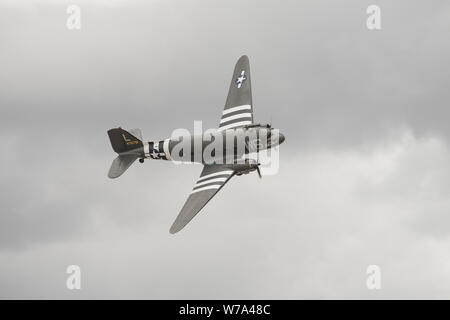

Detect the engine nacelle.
xmin=233 ymin=159 xmax=259 ymax=176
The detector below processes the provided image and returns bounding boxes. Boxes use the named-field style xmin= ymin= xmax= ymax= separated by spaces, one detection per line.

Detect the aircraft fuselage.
xmin=129 ymin=126 xmax=285 ymax=165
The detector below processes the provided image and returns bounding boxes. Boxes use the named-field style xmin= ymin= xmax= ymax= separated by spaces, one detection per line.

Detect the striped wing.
xmin=169 ymin=165 xmax=235 ymax=234
xmin=218 ymin=55 xmax=254 ymax=131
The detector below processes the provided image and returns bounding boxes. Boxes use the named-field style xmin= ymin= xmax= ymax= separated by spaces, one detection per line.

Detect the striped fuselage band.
xmin=143 ymin=141 xmax=150 ymax=158
xmin=163 ymin=139 xmax=171 ymax=160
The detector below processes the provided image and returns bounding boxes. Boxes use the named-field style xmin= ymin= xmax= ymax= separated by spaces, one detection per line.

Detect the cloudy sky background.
xmin=1 ymin=0 xmax=450 ymax=298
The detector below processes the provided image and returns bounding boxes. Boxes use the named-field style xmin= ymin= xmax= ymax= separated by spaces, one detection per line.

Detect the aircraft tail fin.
xmin=107 ymin=127 xmax=143 ymax=154
xmin=108 ymin=155 xmax=138 ymax=179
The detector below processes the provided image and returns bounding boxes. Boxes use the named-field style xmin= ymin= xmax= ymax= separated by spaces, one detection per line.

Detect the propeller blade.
xmin=256 ymin=166 xmax=262 ymax=179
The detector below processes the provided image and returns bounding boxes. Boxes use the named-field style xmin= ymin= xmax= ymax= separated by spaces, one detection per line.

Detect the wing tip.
xmin=169 ymin=224 xmax=182 ymax=234
xmin=238 ymin=54 xmax=249 ymax=62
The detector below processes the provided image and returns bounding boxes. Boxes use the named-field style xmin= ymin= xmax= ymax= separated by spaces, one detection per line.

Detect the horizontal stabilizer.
xmin=108 ymin=155 xmax=137 ymax=179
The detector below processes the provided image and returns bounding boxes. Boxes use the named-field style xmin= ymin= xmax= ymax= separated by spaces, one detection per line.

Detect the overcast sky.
xmin=1 ymin=0 xmax=450 ymax=299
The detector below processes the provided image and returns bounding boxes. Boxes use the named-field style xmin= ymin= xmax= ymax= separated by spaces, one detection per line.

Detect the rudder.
xmin=107 ymin=127 xmax=143 ymax=154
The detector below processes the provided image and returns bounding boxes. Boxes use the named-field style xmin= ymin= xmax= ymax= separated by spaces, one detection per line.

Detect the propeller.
xmin=256 ymin=165 xmax=262 ymax=179
xmin=247 ymin=159 xmax=262 ymax=179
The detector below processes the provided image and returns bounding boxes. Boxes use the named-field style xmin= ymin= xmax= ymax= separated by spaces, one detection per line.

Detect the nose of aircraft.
xmin=279 ymin=133 xmax=285 ymax=144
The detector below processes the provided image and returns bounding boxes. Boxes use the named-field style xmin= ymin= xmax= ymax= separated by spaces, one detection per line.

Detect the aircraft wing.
xmin=169 ymin=165 xmax=235 ymax=234
xmin=218 ymin=55 xmax=254 ymax=130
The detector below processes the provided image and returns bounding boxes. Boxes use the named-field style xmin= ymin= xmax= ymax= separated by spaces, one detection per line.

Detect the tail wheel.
xmin=139 ymin=158 xmax=144 ymax=163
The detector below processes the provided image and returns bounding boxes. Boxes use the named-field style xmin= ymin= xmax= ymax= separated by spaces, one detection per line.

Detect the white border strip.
xmin=220 ymin=112 xmax=252 ymax=124
xmin=163 ymin=139 xmax=171 ymax=160
xmin=191 ymin=185 xmax=221 ymax=194
xmin=222 ymin=104 xmax=251 ymax=115
xmin=143 ymin=141 xmax=150 ymax=158
xmin=197 ymin=170 xmax=233 ymax=182
xmin=195 ymin=177 xmax=227 ymax=188
xmin=218 ymin=120 xmax=252 ymax=131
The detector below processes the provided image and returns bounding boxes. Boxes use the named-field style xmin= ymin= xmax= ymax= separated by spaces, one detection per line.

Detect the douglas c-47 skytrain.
xmin=107 ymin=56 xmax=285 ymax=233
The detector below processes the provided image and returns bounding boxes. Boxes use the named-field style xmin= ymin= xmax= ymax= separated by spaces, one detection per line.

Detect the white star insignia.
xmin=235 ymin=70 xmax=247 ymax=88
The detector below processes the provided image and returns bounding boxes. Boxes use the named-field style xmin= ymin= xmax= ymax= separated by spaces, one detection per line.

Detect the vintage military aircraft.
xmin=107 ymin=55 xmax=285 ymax=233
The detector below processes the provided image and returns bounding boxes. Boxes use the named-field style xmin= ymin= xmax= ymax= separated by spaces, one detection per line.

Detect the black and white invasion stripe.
xmin=146 ymin=140 xmax=171 ymax=160
xmin=218 ymin=105 xmax=253 ymax=130
xmin=190 ymin=170 xmax=234 ymax=194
